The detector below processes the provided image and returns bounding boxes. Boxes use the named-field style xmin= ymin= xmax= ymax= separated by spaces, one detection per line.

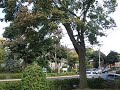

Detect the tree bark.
xmin=63 ymin=23 xmax=88 ymax=89
xmin=79 ymin=47 xmax=87 ymax=89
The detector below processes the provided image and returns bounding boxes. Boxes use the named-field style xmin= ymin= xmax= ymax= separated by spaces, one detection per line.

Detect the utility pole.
xmin=98 ymin=44 xmax=102 ymax=71
xmin=54 ymin=43 xmax=57 ymax=72
xmin=98 ymin=47 xmax=101 ymax=69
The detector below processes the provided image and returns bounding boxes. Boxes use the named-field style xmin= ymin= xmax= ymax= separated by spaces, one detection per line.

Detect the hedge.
xmin=0 ymin=78 xmax=120 ymax=90
xmin=0 ymin=81 xmax=21 ymax=90
xmin=0 ymin=73 xmax=22 ymax=79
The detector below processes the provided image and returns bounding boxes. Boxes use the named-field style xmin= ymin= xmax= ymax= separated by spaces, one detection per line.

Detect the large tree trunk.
xmin=79 ymin=48 xmax=87 ymax=89
xmin=63 ymin=23 xmax=88 ymax=89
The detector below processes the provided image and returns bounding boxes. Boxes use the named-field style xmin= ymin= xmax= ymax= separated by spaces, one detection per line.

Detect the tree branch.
xmin=52 ymin=0 xmax=79 ymax=18
xmin=63 ymin=23 xmax=79 ymax=54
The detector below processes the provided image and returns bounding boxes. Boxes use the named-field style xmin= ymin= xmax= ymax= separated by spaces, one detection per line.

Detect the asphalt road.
xmin=0 ymin=75 xmax=79 ymax=82
xmin=47 ymin=75 xmax=79 ymax=80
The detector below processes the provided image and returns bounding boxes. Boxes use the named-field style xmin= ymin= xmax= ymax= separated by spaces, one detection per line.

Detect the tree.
xmin=0 ymin=48 xmax=6 ymax=63
xmin=67 ymin=49 xmax=78 ymax=71
xmin=0 ymin=0 xmax=117 ymax=89
xmin=106 ymin=51 xmax=120 ymax=65
xmin=0 ymin=38 xmax=6 ymax=63
xmin=86 ymin=49 xmax=106 ymax=68
xmin=50 ymin=1 xmax=117 ymax=88
xmin=2 ymin=7 xmax=63 ymax=67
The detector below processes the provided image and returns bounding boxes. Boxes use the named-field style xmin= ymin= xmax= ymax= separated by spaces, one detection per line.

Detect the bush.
xmin=0 ymin=78 xmax=120 ymax=90
xmin=0 ymin=73 xmax=22 ymax=79
xmin=50 ymin=78 xmax=79 ymax=90
xmin=0 ymin=65 xmax=5 ymax=73
xmin=21 ymin=64 xmax=48 ymax=90
xmin=115 ymin=77 xmax=120 ymax=89
xmin=88 ymin=78 xmax=105 ymax=89
xmin=0 ymin=81 xmax=21 ymax=90
xmin=103 ymin=80 xmax=118 ymax=89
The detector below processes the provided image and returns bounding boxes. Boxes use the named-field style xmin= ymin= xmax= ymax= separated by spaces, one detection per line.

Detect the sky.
xmin=0 ymin=1 xmax=120 ymax=55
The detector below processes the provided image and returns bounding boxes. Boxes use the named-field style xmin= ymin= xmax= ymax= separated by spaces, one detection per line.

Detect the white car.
xmin=100 ymin=73 xmax=120 ymax=80
xmin=95 ymin=69 xmax=102 ymax=74
xmin=86 ymin=71 xmax=100 ymax=79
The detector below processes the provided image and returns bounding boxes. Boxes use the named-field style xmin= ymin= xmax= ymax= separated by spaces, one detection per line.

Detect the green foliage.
xmin=67 ymin=50 xmax=78 ymax=71
xmin=50 ymin=78 xmax=79 ymax=90
xmin=47 ymin=44 xmax=67 ymax=59
xmin=5 ymin=53 xmax=23 ymax=73
xmin=50 ymin=78 xmax=118 ymax=90
xmin=56 ymin=45 xmax=68 ymax=60
xmin=21 ymin=64 xmax=48 ymax=90
xmin=86 ymin=48 xmax=106 ymax=68
xmin=0 ymin=72 xmax=77 ymax=79
xmin=0 ymin=65 xmax=5 ymax=73
xmin=0 ymin=81 xmax=21 ymax=90
xmin=0 ymin=78 xmax=120 ymax=90
xmin=103 ymin=80 xmax=118 ymax=89
xmin=47 ymin=72 xmax=77 ymax=77
xmin=116 ymin=77 xmax=120 ymax=89
xmin=0 ymin=48 xmax=6 ymax=63
xmin=1 ymin=0 xmax=117 ymax=89
xmin=106 ymin=51 xmax=120 ymax=64
xmin=88 ymin=78 xmax=105 ymax=89
xmin=0 ymin=73 xmax=22 ymax=79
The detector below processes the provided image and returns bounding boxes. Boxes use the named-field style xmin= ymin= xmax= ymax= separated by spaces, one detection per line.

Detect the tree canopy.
xmin=106 ymin=51 xmax=120 ymax=64
xmin=86 ymin=48 xmax=106 ymax=68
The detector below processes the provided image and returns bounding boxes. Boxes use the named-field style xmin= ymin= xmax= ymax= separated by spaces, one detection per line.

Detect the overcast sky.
xmin=0 ymin=1 xmax=120 ymax=55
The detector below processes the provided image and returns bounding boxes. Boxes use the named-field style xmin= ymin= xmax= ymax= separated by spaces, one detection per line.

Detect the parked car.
xmin=100 ymin=73 xmax=120 ymax=81
xmin=95 ymin=69 xmax=102 ymax=74
xmin=102 ymin=67 xmax=110 ymax=73
xmin=86 ymin=71 xmax=100 ymax=79
xmin=95 ymin=67 xmax=110 ymax=74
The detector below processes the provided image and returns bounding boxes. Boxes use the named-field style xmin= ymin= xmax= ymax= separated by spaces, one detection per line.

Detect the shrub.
xmin=0 ymin=73 xmax=22 ymax=79
xmin=115 ymin=77 xmax=120 ymax=89
xmin=0 ymin=65 xmax=5 ymax=73
xmin=21 ymin=64 xmax=48 ymax=90
xmin=0 ymin=81 xmax=21 ymax=90
xmin=48 ymin=78 xmax=114 ymax=90
xmin=103 ymin=80 xmax=118 ymax=89
xmin=50 ymin=78 xmax=79 ymax=90
xmin=88 ymin=78 xmax=105 ymax=89
xmin=0 ymin=78 xmax=120 ymax=90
